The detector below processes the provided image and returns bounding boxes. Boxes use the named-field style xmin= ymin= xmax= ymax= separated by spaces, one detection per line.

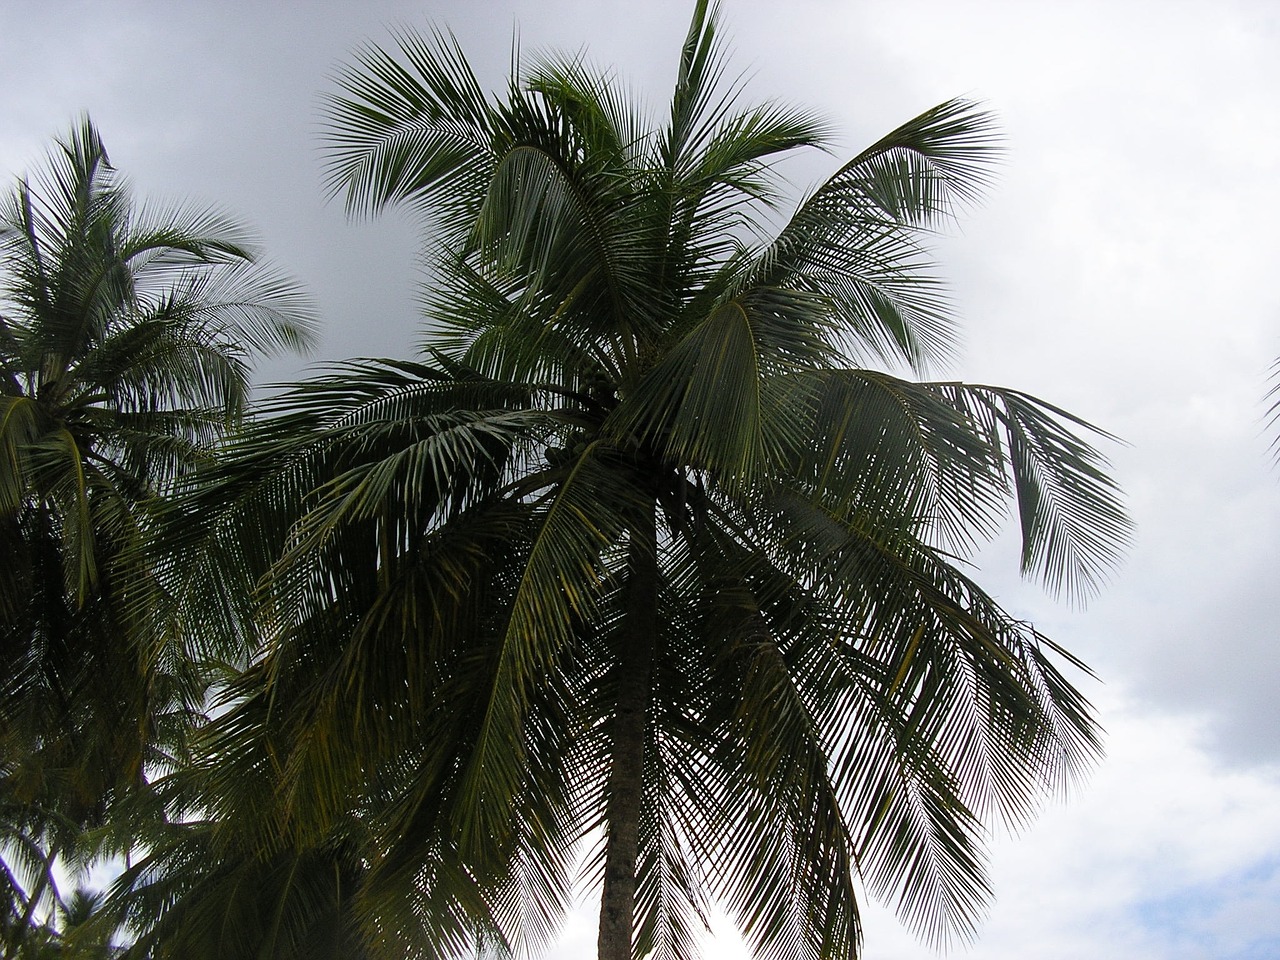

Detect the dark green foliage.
xmin=10 ymin=6 xmax=1128 ymax=960
xmin=128 ymin=5 xmax=1129 ymax=959
xmin=0 ymin=119 xmax=314 ymax=958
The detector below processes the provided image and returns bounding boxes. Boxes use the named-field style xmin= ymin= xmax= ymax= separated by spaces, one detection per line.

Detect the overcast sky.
xmin=3 ymin=1 xmax=1279 ymax=957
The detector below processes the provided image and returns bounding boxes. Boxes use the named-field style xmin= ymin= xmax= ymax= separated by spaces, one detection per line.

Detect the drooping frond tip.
xmin=320 ymin=23 xmax=495 ymax=223
xmin=853 ymin=96 xmax=1003 ymax=227
xmin=1266 ymin=356 xmax=1280 ymax=464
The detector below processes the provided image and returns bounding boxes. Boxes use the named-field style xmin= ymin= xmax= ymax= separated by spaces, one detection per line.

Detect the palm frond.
xmin=453 ymin=445 xmax=646 ymax=862
xmin=322 ymin=25 xmax=497 ymax=236
xmin=945 ymin=385 xmax=1130 ymax=599
xmin=1265 ymin=356 xmax=1280 ymax=463
xmin=755 ymin=99 xmax=1000 ymax=371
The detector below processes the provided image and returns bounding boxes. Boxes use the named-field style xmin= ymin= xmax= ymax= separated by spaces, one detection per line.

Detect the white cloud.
xmin=693 ymin=690 xmax=1280 ymax=959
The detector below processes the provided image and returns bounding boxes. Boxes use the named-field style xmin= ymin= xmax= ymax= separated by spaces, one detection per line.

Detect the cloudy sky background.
xmin=3 ymin=1 xmax=1279 ymax=957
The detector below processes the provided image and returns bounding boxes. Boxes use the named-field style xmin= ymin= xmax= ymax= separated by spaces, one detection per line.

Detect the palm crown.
xmin=133 ymin=4 xmax=1129 ymax=960
xmin=0 ymin=118 xmax=315 ymax=958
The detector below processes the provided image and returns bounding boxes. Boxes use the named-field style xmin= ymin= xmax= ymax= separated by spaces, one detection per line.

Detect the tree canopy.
xmin=0 ymin=118 xmax=314 ymax=960
xmin=3 ymin=6 xmax=1129 ymax=960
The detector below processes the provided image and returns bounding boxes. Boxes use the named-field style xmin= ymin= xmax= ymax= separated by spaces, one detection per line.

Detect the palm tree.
xmin=11 ymin=886 xmax=126 ymax=960
xmin=160 ymin=4 xmax=1128 ymax=958
xmin=0 ymin=119 xmax=315 ymax=956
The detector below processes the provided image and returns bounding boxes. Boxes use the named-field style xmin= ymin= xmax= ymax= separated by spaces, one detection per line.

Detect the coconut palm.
xmin=157 ymin=4 xmax=1127 ymax=959
xmin=10 ymin=886 xmax=126 ymax=960
xmin=0 ymin=119 xmax=315 ymax=955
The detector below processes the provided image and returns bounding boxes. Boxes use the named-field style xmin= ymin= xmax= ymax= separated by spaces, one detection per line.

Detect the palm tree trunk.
xmin=597 ymin=509 xmax=658 ymax=960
